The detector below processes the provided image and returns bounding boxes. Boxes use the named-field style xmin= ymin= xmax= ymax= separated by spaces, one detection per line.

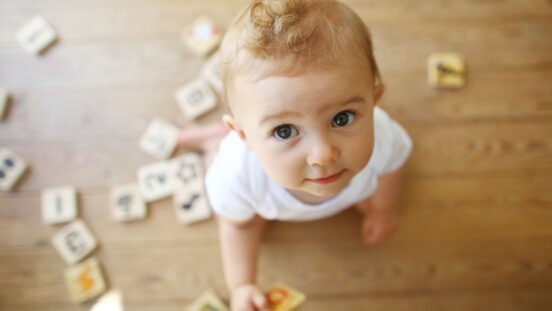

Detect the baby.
xmin=179 ymin=0 xmax=413 ymax=310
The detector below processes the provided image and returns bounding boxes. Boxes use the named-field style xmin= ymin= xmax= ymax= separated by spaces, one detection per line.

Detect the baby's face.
xmin=228 ymin=62 xmax=376 ymax=201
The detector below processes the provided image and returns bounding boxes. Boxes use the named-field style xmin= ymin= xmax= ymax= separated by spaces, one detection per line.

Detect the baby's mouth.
xmin=306 ymin=169 xmax=345 ymax=185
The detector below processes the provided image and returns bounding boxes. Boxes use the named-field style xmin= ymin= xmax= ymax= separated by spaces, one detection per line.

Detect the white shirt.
xmin=205 ymin=106 xmax=413 ymax=222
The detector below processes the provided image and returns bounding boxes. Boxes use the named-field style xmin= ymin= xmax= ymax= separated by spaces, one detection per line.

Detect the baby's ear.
xmin=222 ymin=114 xmax=248 ymax=142
xmin=373 ymin=81 xmax=385 ymax=104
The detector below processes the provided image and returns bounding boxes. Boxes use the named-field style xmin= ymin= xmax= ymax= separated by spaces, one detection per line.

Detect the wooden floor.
xmin=1 ymin=0 xmax=552 ymax=310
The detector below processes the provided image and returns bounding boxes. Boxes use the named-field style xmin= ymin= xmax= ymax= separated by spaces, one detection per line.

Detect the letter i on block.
xmin=110 ymin=183 xmax=146 ymax=222
xmin=0 ymin=148 xmax=28 ymax=191
xmin=175 ymin=79 xmax=217 ymax=120
xmin=52 ymin=220 xmax=98 ymax=265
xmin=41 ymin=186 xmax=78 ymax=225
xmin=16 ymin=15 xmax=58 ymax=55
xmin=64 ymin=257 xmax=107 ymax=304
xmin=139 ymin=118 xmax=179 ymax=160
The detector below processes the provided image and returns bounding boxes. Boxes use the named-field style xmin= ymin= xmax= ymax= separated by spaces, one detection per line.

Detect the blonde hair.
xmin=219 ymin=0 xmax=382 ymax=105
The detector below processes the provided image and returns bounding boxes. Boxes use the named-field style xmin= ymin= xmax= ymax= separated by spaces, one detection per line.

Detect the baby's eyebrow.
xmin=260 ymin=96 xmax=365 ymax=125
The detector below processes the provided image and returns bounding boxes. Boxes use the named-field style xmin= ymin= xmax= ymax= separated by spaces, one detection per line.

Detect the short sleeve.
xmin=204 ymin=133 xmax=257 ymax=222
xmin=371 ymin=107 xmax=414 ymax=175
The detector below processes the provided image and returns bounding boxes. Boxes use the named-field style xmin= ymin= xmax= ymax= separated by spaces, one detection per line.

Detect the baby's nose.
xmin=306 ymin=138 xmax=338 ymax=166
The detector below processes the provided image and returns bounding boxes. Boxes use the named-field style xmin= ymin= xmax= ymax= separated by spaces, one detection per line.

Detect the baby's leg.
xmin=355 ymin=197 xmax=398 ymax=246
xmin=177 ymin=122 xmax=229 ymax=167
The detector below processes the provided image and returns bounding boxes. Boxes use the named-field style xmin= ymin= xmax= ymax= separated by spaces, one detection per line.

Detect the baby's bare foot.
xmin=360 ymin=209 xmax=398 ymax=246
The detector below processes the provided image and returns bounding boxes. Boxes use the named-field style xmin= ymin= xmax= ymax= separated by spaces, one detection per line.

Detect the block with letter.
xmin=90 ymin=289 xmax=124 ymax=311
xmin=266 ymin=283 xmax=306 ymax=311
xmin=16 ymin=15 xmax=58 ymax=55
xmin=137 ymin=161 xmax=173 ymax=202
xmin=181 ymin=16 xmax=222 ymax=56
xmin=0 ymin=148 xmax=28 ymax=191
xmin=110 ymin=183 xmax=147 ymax=222
xmin=201 ymin=52 xmax=223 ymax=95
xmin=139 ymin=118 xmax=179 ymax=160
xmin=0 ymin=88 xmax=9 ymax=120
xmin=428 ymin=52 xmax=465 ymax=89
xmin=64 ymin=257 xmax=106 ymax=304
xmin=175 ymin=79 xmax=217 ymax=120
xmin=186 ymin=290 xmax=229 ymax=311
xmin=52 ymin=220 xmax=98 ymax=265
xmin=41 ymin=186 xmax=78 ymax=225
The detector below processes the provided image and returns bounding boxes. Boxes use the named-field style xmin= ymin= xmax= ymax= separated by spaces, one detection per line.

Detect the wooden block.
xmin=428 ymin=52 xmax=465 ymax=89
xmin=175 ymin=79 xmax=217 ymax=120
xmin=0 ymin=148 xmax=28 ymax=191
xmin=0 ymin=88 xmax=9 ymax=120
xmin=139 ymin=118 xmax=179 ymax=160
xmin=170 ymin=152 xmax=205 ymax=187
xmin=90 ymin=290 xmax=124 ymax=311
xmin=137 ymin=161 xmax=174 ymax=202
xmin=181 ymin=16 xmax=222 ymax=56
xmin=266 ymin=283 xmax=306 ymax=311
xmin=186 ymin=290 xmax=229 ymax=311
xmin=64 ymin=257 xmax=106 ymax=304
xmin=110 ymin=183 xmax=147 ymax=222
xmin=52 ymin=220 xmax=98 ymax=265
xmin=201 ymin=52 xmax=224 ymax=95
xmin=16 ymin=15 xmax=58 ymax=55
xmin=174 ymin=181 xmax=211 ymax=225
xmin=41 ymin=186 xmax=78 ymax=225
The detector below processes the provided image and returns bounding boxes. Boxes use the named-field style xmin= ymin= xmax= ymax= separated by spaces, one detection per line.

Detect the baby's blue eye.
xmin=332 ymin=111 xmax=355 ymax=127
xmin=273 ymin=124 xmax=299 ymax=140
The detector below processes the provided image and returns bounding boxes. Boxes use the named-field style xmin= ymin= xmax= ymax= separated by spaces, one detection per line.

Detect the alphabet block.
xmin=428 ymin=52 xmax=465 ymax=89
xmin=175 ymin=79 xmax=217 ymax=120
xmin=64 ymin=257 xmax=106 ymax=304
xmin=52 ymin=220 xmax=98 ymax=265
xmin=139 ymin=118 xmax=179 ymax=160
xmin=110 ymin=183 xmax=147 ymax=222
xmin=181 ymin=16 xmax=222 ymax=56
xmin=41 ymin=186 xmax=78 ymax=225
xmin=0 ymin=148 xmax=28 ymax=191
xmin=137 ymin=161 xmax=174 ymax=202
xmin=16 ymin=16 xmax=58 ymax=55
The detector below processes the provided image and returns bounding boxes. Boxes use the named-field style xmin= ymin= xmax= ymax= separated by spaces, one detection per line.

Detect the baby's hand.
xmin=361 ymin=209 xmax=398 ymax=246
xmin=230 ymin=283 xmax=270 ymax=311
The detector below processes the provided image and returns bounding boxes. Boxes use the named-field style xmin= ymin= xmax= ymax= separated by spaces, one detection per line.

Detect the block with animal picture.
xmin=64 ymin=257 xmax=107 ymax=304
xmin=41 ymin=185 xmax=78 ymax=225
xmin=139 ymin=118 xmax=179 ymax=160
xmin=0 ymin=88 xmax=9 ymax=120
xmin=266 ymin=283 xmax=306 ymax=311
xmin=427 ymin=52 xmax=465 ymax=89
xmin=52 ymin=219 xmax=98 ymax=265
xmin=137 ymin=161 xmax=174 ymax=202
xmin=16 ymin=15 xmax=58 ymax=55
xmin=0 ymin=148 xmax=28 ymax=191
xmin=186 ymin=290 xmax=229 ymax=311
xmin=174 ymin=180 xmax=211 ymax=225
xmin=181 ymin=16 xmax=222 ymax=56
xmin=175 ymin=79 xmax=217 ymax=120
xmin=110 ymin=183 xmax=147 ymax=222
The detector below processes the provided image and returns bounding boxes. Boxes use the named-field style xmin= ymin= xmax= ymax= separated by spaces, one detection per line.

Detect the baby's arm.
xmin=217 ymin=215 xmax=270 ymax=311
